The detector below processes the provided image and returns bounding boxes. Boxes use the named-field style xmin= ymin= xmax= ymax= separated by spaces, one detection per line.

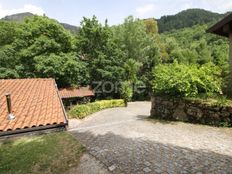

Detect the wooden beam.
xmin=223 ymin=24 xmax=232 ymax=33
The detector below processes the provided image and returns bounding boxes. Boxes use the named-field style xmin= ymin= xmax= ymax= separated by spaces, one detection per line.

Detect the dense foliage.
xmin=2 ymin=12 xmax=80 ymax=34
xmin=157 ymin=9 xmax=225 ymax=33
xmin=119 ymin=81 xmax=133 ymax=106
xmin=158 ymin=24 xmax=229 ymax=95
xmin=0 ymin=9 xmax=231 ymax=100
xmin=159 ymin=25 xmax=228 ymax=65
xmin=0 ymin=17 xmax=86 ymax=87
xmin=152 ymin=62 xmax=222 ymax=97
xmin=76 ymin=16 xmax=124 ymax=98
xmin=75 ymin=16 xmax=160 ymax=98
xmin=69 ymin=99 xmax=125 ymax=119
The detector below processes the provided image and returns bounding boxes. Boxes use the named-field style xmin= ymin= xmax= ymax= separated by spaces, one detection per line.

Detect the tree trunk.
xmin=227 ymin=33 xmax=232 ymax=98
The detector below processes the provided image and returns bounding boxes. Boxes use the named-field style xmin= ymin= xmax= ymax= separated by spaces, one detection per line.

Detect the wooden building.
xmin=207 ymin=13 xmax=232 ymax=97
xmin=59 ymin=87 xmax=95 ymax=109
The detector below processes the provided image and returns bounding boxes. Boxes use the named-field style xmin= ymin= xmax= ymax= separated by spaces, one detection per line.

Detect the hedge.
xmin=152 ymin=62 xmax=222 ymax=97
xmin=68 ymin=99 xmax=125 ymax=119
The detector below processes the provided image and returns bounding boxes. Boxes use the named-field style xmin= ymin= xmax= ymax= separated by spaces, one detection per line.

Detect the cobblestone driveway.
xmin=69 ymin=102 xmax=232 ymax=174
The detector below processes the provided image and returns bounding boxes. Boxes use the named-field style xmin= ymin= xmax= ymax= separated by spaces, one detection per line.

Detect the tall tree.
xmin=0 ymin=21 xmax=21 ymax=78
xmin=0 ymin=16 xmax=86 ymax=87
xmin=77 ymin=16 xmax=124 ymax=98
xmin=16 ymin=16 xmax=73 ymax=78
xmin=113 ymin=16 xmax=160 ymax=99
xmin=144 ymin=18 xmax=158 ymax=34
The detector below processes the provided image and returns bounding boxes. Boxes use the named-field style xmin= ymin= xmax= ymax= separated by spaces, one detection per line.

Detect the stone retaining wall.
xmin=150 ymin=96 xmax=232 ymax=127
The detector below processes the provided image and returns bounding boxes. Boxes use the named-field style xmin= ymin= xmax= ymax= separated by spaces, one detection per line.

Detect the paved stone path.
xmin=67 ymin=153 xmax=110 ymax=174
xmin=69 ymin=102 xmax=232 ymax=174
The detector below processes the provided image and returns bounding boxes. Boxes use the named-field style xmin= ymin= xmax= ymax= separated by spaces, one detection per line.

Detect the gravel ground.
xmin=69 ymin=102 xmax=232 ymax=174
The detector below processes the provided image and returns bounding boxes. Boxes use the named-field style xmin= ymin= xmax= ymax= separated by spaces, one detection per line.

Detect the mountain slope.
xmin=1 ymin=12 xmax=79 ymax=34
xmin=2 ymin=12 xmax=34 ymax=21
xmin=157 ymin=9 xmax=227 ymax=33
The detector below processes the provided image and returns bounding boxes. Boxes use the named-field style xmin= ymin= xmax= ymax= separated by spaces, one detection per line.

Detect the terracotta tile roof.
xmin=59 ymin=87 xmax=94 ymax=99
xmin=0 ymin=78 xmax=67 ymax=134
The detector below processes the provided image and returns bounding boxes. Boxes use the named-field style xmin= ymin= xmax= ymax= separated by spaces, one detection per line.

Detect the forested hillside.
xmin=0 ymin=9 xmax=231 ymax=99
xmin=1 ymin=12 xmax=80 ymax=34
xmin=160 ymin=24 xmax=228 ymax=66
xmin=2 ymin=12 xmax=34 ymax=21
xmin=157 ymin=9 xmax=226 ymax=33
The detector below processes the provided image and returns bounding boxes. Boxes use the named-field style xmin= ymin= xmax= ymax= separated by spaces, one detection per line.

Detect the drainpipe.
xmin=5 ymin=93 xmax=15 ymax=120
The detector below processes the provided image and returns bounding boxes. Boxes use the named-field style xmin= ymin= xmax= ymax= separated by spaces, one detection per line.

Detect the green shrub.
xmin=68 ymin=105 xmax=90 ymax=119
xmin=69 ymin=99 xmax=125 ymax=119
xmin=152 ymin=62 xmax=222 ymax=97
xmin=119 ymin=81 xmax=133 ymax=106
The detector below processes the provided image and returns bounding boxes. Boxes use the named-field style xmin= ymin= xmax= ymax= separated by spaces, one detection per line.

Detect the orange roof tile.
xmin=0 ymin=78 xmax=67 ymax=134
xmin=59 ymin=87 xmax=94 ymax=99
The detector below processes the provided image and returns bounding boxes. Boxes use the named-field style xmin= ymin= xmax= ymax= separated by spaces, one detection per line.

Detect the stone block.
xmin=151 ymin=96 xmax=231 ymax=127
xmin=173 ymin=102 xmax=188 ymax=121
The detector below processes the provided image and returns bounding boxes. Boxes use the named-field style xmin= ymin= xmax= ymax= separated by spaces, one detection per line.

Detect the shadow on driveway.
xmin=71 ymin=130 xmax=232 ymax=174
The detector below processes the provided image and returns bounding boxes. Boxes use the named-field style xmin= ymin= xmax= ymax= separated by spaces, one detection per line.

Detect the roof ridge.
xmin=0 ymin=78 xmax=67 ymax=135
xmin=0 ymin=78 xmax=54 ymax=81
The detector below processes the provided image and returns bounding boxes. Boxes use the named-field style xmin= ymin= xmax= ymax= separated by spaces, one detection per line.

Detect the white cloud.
xmin=0 ymin=4 xmax=45 ymax=18
xmin=185 ymin=0 xmax=232 ymax=12
xmin=221 ymin=1 xmax=232 ymax=12
xmin=136 ymin=4 xmax=155 ymax=18
xmin=134 ymin=0 xmax=232 ymax=20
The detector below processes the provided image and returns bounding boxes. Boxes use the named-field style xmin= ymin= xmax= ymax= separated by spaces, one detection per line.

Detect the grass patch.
xmin=68 ymin=99 xmax=125 ymax=119
xmin=0 ymin=132 xmax=85 ymax=174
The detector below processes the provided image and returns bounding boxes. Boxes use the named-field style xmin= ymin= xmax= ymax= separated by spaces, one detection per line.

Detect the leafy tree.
xmin=140 ymin=39 xmax=160 ymax=93
xmin=77 ymin=16 xmax=124 ymax=98
xmin=124 ymin=59 xmax=141 ymax=83
xmin=0 ymin=15 xmax=86 ymax=87
xmin=152 ymin=62 xmax=222 ymax=97
xmin=15 ymin=16 xmax=73 ymax=78
xmin=157 ymin=9 xmax=225 ymax=33
xmin=161 ymin=24 xmax=228 ymax=67
xmin=181 ymin=49 xmax=198 ymax=64
xmin=0 ymin=45 xmax=20 ymax=78
xmin=113 ymin=16 xmax=153 ymax=62
xmin=119 ymin=81 xmax=133 ymax=106
xmin=34 ymin=53 xmax=88 ymax=87
xmin=0 ymin=21 xmax=21 ymax=78
xmin=0 ymin=13 xmax=230 ymax=101
xmin=0 ymin=21 xmax=19 ymax=46
xmin=77 ymin=16 xmax=110 ymax=59
xmin=113 ymin=16 xmax=160 ymax=98
xmin=194 ymin=39 xmax=212 ymax=64
xmin=144 ymin=18 xmax=158 ymax=34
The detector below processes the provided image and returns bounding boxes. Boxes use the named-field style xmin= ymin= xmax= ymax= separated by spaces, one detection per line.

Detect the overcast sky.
xmin=0 ymin=0 xmax=231 ymax=26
